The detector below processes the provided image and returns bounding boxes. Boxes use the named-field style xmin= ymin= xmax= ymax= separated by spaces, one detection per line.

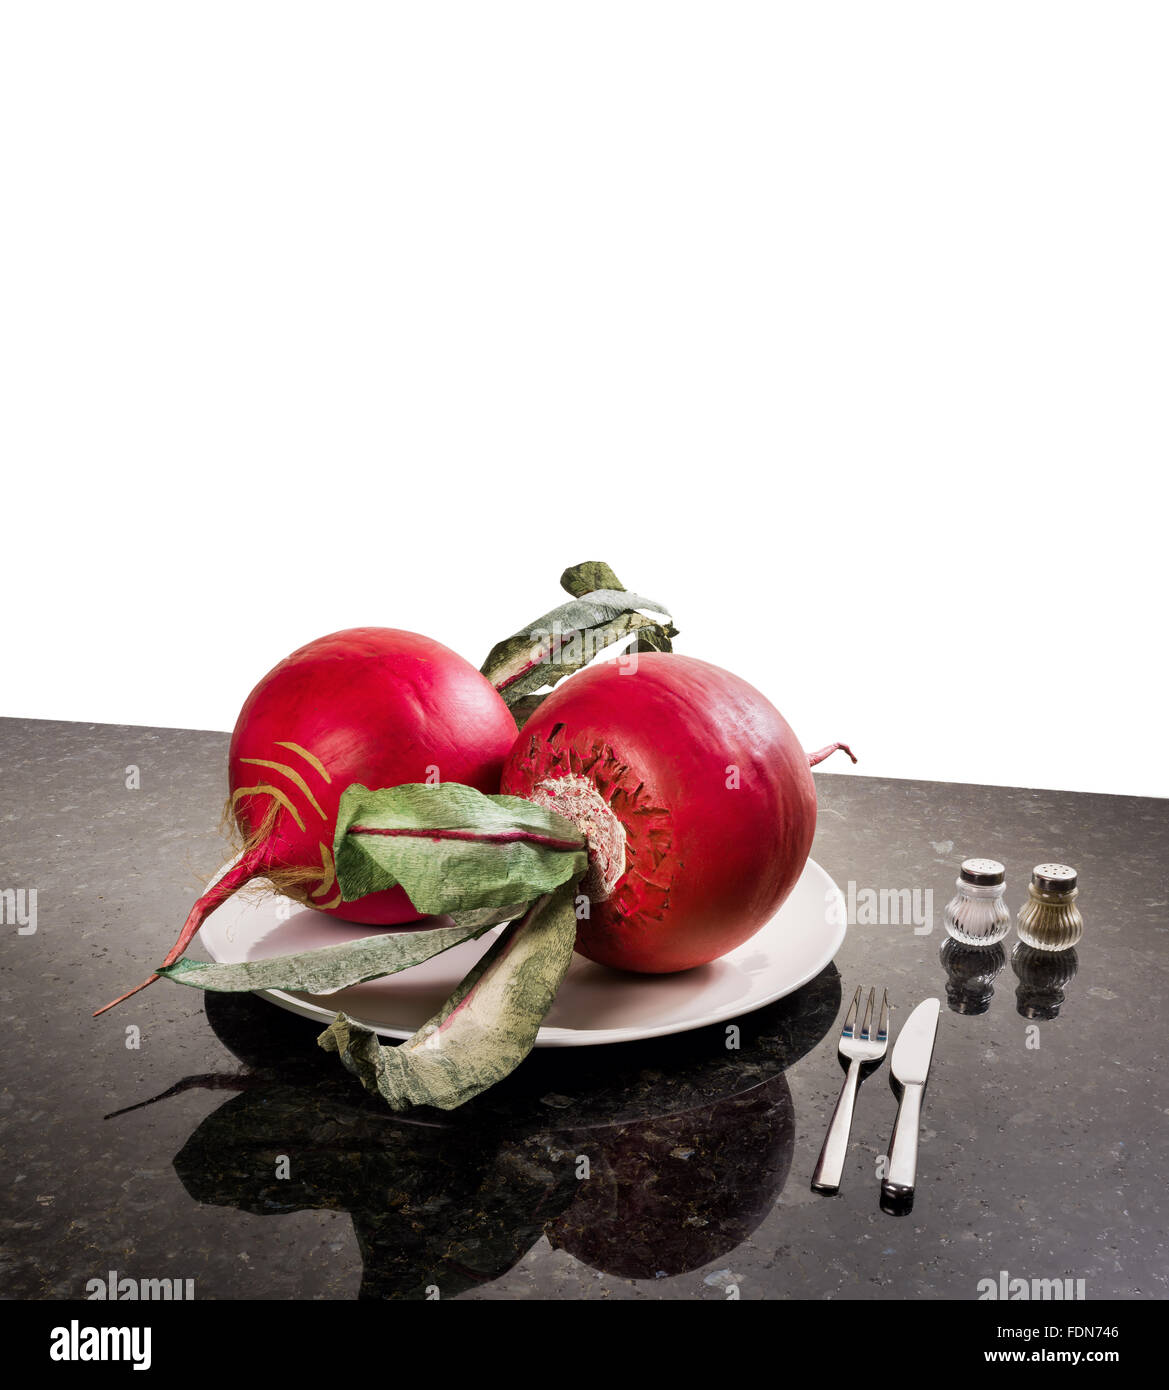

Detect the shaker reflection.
xmin=939 ymin=938 xmax=1007 ymax=1015
xmin=165 ymin=971 xmax=839 ymax=1298
xmin=1011 ymin=942 xmax=1079 ymax=1020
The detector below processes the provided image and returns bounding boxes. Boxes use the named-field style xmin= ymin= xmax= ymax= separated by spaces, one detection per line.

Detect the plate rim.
xmin=218 ymin=858 xmax=846 ymax=1047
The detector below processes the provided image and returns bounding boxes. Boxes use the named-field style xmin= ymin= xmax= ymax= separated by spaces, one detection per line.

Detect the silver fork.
xmin=811 ymin=986 xmax=890 ymax=1195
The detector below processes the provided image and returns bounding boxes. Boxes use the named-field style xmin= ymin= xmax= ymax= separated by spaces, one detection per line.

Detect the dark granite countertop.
xmin=1 ymin=716 xmax=1166 ymax=1301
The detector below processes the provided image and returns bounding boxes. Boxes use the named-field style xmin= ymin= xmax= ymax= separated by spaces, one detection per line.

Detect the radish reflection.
xmin=169 ymin=971 xmax=839 ymax=1297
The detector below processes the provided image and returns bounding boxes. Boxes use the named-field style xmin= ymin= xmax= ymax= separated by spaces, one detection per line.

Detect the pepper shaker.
xmin=943 ymin=858 xmax=1010 ymax=946
xmin=1016 ymin=863 xmax=1083 ymax=951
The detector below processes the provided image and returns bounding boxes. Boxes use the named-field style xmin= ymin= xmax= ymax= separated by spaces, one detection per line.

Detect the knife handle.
xmin=811 ymin=1058 xmax=862 ymax=1194
xmin=882 ymin=1081 xmax=924 ymax=1210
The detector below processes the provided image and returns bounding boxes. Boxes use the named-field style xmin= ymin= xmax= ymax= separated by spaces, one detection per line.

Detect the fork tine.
xmin=842 ymin=985 xmax=862 ymax=1038
xmin=876 ymin=989 xmax=890 ymax=1043
xmin=859 ymin=987 xmax=875 ymax=1040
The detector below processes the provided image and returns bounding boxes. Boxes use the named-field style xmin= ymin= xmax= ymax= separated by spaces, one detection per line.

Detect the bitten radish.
xmin=95 ymin=628 xmax=517 ymax=1014
xmin=500 ymin=653 xmax=855 ymax=973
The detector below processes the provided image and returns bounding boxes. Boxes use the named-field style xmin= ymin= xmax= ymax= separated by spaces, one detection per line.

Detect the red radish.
xmin=95 ymin=628 xmax=517 ymax=1014
xmin=500 ymin=653 xmax=854 ymax=973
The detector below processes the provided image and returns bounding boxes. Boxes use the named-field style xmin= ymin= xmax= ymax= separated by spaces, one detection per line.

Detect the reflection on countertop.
xmin=161 ymin=972 xmax=838 ymax=1298
xmin=1011 ymin=943 xmax=1080 ymax=1021
xmin=939 ymin=938 xmax=1008 ymax=1016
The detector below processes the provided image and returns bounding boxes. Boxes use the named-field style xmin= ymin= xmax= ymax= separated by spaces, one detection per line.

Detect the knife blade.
xmin=881 ymin=997 xmax=940 ymax=1213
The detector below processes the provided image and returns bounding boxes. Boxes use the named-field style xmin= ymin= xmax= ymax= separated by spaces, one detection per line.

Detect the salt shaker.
xmin=943 ymin=858 xmax=1010 ymax=946
xmin=1016 ymin=863 xmax=1083 ymax=951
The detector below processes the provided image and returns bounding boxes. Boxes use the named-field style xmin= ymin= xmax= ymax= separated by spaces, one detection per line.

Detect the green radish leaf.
xmin=632 ymin=620 xmax=678 ymax=654
xmin=153 ymin=904 xmax=520 ymax=996
xmin=560 ymin=560 xmax=625 ymax=597
xmin=508 ymin=693 xmax=548 ymax=729
xmin=333 ymin=782 xmax=588 ymax=913
xmin=480 ymin=589 xmax=673 ymax=705
xmin=500 ymin=612 xmax=676 ymax=725
xmin=318 ymin=882 xmax=578 ymax=1111
xmin=480 ymin=562 xmax=677 ymax=705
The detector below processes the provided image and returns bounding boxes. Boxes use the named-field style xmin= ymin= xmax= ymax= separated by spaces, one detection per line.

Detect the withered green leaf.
xmin=559 ymin=560 xmax=625 ymax=597
xmin=154 ymin=904 xmax=518 ymax=996
xmin=318 ymin=882 xmax=578 ymax=1111
xmin=333 ymin=782 xmax=587 ymax=911
xmin=480 ymin=590 xmax=672 ymax=705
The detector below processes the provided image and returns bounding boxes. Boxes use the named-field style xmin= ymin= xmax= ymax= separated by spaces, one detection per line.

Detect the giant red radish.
xmin=500 ymin=653 xmax=855 ymax=973
xmin=95 ymin=627 xmax=518 ymax=1015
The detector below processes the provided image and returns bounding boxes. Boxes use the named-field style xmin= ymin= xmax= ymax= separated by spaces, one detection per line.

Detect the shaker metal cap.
xmin=960 ymin=857 xmax=1005 ymax=886
xmin=1032 ymin=862 xmax=1077 ymax=892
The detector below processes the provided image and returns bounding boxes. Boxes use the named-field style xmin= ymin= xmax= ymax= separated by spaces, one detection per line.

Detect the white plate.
xmin=200 ymin=858 xmax=846 ymax=1047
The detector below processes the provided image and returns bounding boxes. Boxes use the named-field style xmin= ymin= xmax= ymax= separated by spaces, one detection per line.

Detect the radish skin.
xmin=502 ymin=654 xmax=855 ymax=974
xmin=95 ymin=628 xmax=516 ymax=1016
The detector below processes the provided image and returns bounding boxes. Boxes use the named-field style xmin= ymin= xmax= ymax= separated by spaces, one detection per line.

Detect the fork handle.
xmin=882 ymin=1082 xmax=924 ymax=1209
xmin=811 ymin=1058 xmax=862 ymax=1194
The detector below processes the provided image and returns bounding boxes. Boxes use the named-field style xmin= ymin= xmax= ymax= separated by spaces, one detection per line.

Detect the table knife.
xmin=881 ymin=996 xmax=940 ymax=1214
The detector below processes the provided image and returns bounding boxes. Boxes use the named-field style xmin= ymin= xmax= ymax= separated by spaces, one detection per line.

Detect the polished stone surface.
xmin=1 ymin=716 xmax=1166 ymax=1300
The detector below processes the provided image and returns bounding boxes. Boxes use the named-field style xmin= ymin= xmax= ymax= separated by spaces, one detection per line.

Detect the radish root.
xmin=94 ymin=794 xmax=327 ymax=1017
xmin=807 ymin=742 xmax=857 ymax=768
xmin=93 ymin=849 xmax=272 ymax=1016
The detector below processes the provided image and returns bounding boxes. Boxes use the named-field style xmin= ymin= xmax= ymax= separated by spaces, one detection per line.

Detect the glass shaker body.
xmin=944 ymin=858 xmax=1010 ymax=946
xmin=1016 ymin=863 xmax=1082 ymax=951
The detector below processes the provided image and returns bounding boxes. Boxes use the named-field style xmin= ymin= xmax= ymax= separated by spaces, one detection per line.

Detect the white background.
xmin=2 ymin=3 xmax=1165 ymax=797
